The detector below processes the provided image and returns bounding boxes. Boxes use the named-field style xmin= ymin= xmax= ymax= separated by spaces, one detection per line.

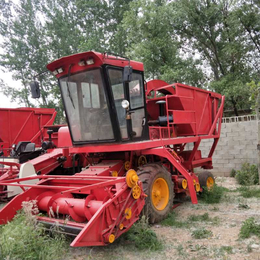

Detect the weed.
xmin=188 ymin=212 xmax=210 ymax=222
xmin=176 ymin=244 xmax=184 ymax=255
xmin=247 ymin=244 xmax=253 ymax=253
xmin=220 ymin=245 xmax=233 ymax=254
xmin=235 ymin=163 xmax=259 ymax=185
xmin=238 ymin=203 xmax=250 ymax=209
xmin=237 ymin=186 xmax=260 ymax=198
xmin=199 ymin=185 xmax=226 ymax=204
xmin=230 ymin=169 xmax=236 ymax=177
xmin=0 ymin=210 xmax=67 ymax=260
xmin=191 ymin=228 xmax=213 ymax=239
xmin=240 ymin=217 xmax=260 ymax=239
xmin=161 ymin=211 xmax=188 ymax=227
xmin=212 ymin=206 xmax=219 ymax=211
xmin=123 ymin=216 xmax=163 ymax=251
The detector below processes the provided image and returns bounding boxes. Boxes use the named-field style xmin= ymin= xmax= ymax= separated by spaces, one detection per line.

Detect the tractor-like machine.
xmin=0 ymin=51 xmax=224 ymax=247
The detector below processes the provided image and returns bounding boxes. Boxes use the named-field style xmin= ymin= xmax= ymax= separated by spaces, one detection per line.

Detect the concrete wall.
xmin=196 ymin=116 xmax=258 ymax=177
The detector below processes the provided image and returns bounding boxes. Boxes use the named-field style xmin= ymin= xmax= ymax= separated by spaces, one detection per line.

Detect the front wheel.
xmin=137 ymin=164 xmax=174 ymax=223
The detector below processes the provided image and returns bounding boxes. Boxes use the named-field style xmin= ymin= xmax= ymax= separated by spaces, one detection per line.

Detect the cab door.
xmin=107 ymin=68 xmax=148 ymax=141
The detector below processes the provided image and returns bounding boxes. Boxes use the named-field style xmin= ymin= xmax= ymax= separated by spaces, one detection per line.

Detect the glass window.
xmin=108 ymin=69 xmax=128 ymax=139
xmin=60 ymin=69 xmax=114 ymax=142
xmin=129 ymin=74 xmax=144 ymax=109
xmin=81 ymin=83 xmax=91 ymax=108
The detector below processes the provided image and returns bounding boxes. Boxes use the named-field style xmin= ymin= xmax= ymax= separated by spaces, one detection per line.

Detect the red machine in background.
xmin=0 ymin=107 xmax=57 ymax=156
xmin=0 ymin=108 xmax=72 ymax=201
xmin=0 ymin=51 xmax=224 ymax=246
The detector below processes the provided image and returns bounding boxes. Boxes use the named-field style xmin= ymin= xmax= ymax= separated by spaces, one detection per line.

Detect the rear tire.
xmin=198 ymin=171 xmax=215 ymax=190
xmin=137 ymin=164 xmax=174 ymax=224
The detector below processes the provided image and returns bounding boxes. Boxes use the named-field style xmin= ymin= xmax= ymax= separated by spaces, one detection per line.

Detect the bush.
xmin=199 ymin=185 xmax=225 ymax=204
xmin=124 ymin=216 xmax=163 ymax=251
xmin=0 ymin=210 xmax=67 ymax=260
xmin=235 ymin=163 xmax=259 ymax=185
xmin=240 ymin=217 xmax=260 ymax=239
xmin=230 ymin=169 xmax=236 ymax=177
xmin=238 ymin=186 xmax=260 ymax=198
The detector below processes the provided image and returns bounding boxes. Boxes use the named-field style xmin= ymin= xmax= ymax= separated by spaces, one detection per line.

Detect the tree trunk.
xmin=256 ymin=88 xmax=260 ymax=185
xmin=231 ymin=97 xmax=239 ymax=116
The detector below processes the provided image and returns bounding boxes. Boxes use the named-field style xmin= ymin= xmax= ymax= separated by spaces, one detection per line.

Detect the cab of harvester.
xmin=47 ymin=52 xmax=149 ymax=144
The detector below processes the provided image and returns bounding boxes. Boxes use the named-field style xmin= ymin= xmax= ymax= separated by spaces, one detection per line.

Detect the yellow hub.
xmin=151 ymin=178 xmax=169 ymax=211
xmin=119 ymin=223 xmax=124 ymax=230
xmin=124 ymin=161 xmax=130 ymax=171
xmin=126 ymin=169 xmax=139 ymax=188
xmin=206 ymin=177 xmax=214 ymax=189
xmin=109 ymin=234 xmax=115 ymax=243
xmin=132 ymin=185 xmax=141 ymax=199
xmin=111 ymin=170 xmax=118 ymax=177
xmin=182 ymin=179 xmax=187 ymax=189
xmin=195 ymin=183 xmax=200 ymax=192
xmin=125 ymin=208 xmax=132 ymax=219
xmin=138 ymin=155 xmax=147 ymax=166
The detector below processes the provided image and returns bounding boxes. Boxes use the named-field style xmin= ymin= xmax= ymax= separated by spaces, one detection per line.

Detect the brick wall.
xmin=196 ymin=116 xmax=258 ymax=177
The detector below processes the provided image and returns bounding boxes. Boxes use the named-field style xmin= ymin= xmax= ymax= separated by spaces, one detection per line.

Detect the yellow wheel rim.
xmin=109 ymin=234 xmax=115 ymax=243
xmin=151 ymin=178 xmax=169 ymax=211
xmin=206 ymin=177 xmax=214 ymax=189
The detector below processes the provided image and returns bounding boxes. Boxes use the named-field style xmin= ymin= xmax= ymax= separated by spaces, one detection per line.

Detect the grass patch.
xmin=199 ymin=185 xmax=226 ymax=204
xmin=237 ymin=186 xmax=260 ymax=198
xmin=160 ymin=211 xmax=188 ymax=227
xmin=235 ymin=163 xmax=259 ymax=185
xmin=188 ymin=213 xmax=220 ymax=225
xmin=239 ymin=217 xmax=260 ymax=239
xmin=123 ymin=216 xmax=163 ymax=251
xmin=188 ymin=213 xmax=210 ymax=222
xmin=191 ymin=228 xmax=213 ymax=239
xmin=0 ymin=210 xmax=67 ymax=260
xmin=220 ymin=245 xmax=233 ymax=254
xmin=238 ymin=203 xmax=250 ymax=209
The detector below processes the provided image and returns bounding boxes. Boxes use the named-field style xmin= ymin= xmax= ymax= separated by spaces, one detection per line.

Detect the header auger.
xmin=0 ymin=51 xmax=224 ymax=246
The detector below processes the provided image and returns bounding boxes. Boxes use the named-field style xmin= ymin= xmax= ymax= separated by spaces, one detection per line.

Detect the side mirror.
xmin=30 ymin=81 xmax=40 ymax=98
xmin=123 ymin=66 xmax=133 ymax=83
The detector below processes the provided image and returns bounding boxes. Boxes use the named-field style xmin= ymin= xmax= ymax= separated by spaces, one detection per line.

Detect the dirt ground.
xmin=66 ymin=177 xmax=260 ymax=260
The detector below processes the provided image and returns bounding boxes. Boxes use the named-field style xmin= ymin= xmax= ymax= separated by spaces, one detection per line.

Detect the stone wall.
xmin=197 ymin=116 xmax=258 ymax=177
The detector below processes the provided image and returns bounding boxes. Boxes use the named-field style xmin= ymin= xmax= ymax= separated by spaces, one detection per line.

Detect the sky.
xmin=0 ymin=71 xmax=20 ymax=108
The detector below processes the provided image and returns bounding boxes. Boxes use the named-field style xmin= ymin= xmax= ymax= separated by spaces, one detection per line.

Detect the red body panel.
xmin=46 ymin=51 xmax=144 ymax=79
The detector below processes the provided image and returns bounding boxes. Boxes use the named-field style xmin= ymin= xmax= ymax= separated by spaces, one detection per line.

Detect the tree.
xmin=123 ymin=0 xmax=205 ymax=86
xmin=170 ymin=0 xmax=258 ymax=115
xmin=0 ymin=0 xmax=62 ymax=113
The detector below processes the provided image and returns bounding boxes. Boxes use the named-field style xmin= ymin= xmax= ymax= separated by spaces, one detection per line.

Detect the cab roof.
xmin=46 ymin=51 xmax=144 ymax=78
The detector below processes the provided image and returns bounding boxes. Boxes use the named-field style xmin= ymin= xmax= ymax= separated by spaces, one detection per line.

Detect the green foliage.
xmin=188 ymin=213 xmax=220 ymax=225
xmin=188 ymin=213 xmax=210 ymax=222
xmin=123 ymin=216 xmax=163 ymax=251
xmin=237 ymin=186 xmax=260 ymax=198
xmin=199 ymin=185 xmax=226 ymax=204
xmin=122 ymin=0 xmax=205 ymax=86
xmin=0 ymin=211 xmax=67 ymax=260
xmin=239 ymin=217 xmax=260 ymax=239
xmin=230 ymin=169 xmax=236 ymax=177
xmin=191 ymin=228 xmax=213 ymax=239
xmin=235 ymin=163 xmax=259 ymax=186
xmin=220 ymin=246 xmax=233 ymax=254
xmin=161 ymin=211 xmax=188 ymax=227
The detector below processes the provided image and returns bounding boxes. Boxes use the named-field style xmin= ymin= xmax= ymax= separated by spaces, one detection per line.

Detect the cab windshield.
xmin=59 ymin=69 xmax=114 ymax=142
